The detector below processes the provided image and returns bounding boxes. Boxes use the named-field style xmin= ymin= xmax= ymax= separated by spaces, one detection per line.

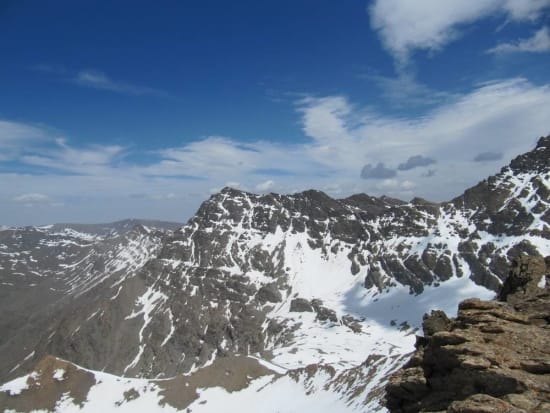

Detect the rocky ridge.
xmin=0 ymin=135 xmax=548 ymax=411
xmin=386 ymin=254 xmax=550 ymax=412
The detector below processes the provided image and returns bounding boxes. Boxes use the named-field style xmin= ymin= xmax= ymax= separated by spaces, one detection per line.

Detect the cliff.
xmin=386 ymin=254 xmax=550 ymax=412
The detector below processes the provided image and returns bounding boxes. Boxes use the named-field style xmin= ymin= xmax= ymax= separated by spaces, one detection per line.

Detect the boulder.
xmin=256 ymin=283 xmax=282 ymax=303
xmin=289 ymin=298 xmax=313 ymax=312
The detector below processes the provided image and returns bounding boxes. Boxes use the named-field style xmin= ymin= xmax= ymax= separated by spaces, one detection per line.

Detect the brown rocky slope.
xmin=386 ymin=255 xmax=550 ymax=412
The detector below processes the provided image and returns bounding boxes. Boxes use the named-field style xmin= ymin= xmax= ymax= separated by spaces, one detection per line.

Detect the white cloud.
xmin=365 ymin=73 xmax=455 ymax=107
xmin=256 ymin=180 xmax=275 ymax=192
xmin=225 ymin=181 xmax=241 ymax=188
xmin=13 ymin=193 xmax=51 ymax=203
xmin=297 ymin=96 xmax=352 ymax=143
xmin=21 ymin=138 xmax=125 ymax=175
xmin=488 ymin=26 xmax=550 ymax=53
xmin=74 ymin=69 xmax=167 ymax=96
xmin=1 ymin=78 xmax=550 ymax=224
xmin=294 ymin=78 xmax=550 ymax=201
xmin=150 ymin=193 xmax=177 ymax=200
xmin=11 ymin=193 xmax=62 ymax=208
xmin=376 ymin=179 xmax=416 ymax=191
xmin=0 ymin=120 xmax=46 ymax=161
xmin=504 ymin=0 xmax=550 ymax=19
xmin=302 ymin=78 xmax=549 ymax=163
xmin=33 ymin=65 xmax=167 ymax=97
xmin=369 ymin=0 xmax=550 ymax=63
xmin=152 ymin=136 xmax=320 ymax=181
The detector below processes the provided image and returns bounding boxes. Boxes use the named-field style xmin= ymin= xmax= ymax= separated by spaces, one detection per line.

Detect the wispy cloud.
xmin=0 ymin=119 xmax=47 ymax=161
xmin=152 ymin=136 xmax=320 ymax=180
xmin=13 ymin=193 xmax=51 ymax=203
xmin=488 ymin=26 xmax=550 ymax=54
xmin=12 ymin=193 xmax=62 ymax=207
xmin=74 ymin=69 xmax=168 ymax=96
xmin=21 ymin=138 xmax=126 ymax=175
xmin=136 ymin=76 xmax=548 ymax=200
xmin=369 ymin=0 xmax=550 ymax=65
xmin=33 ymin=64 xmax=168 ymax=97
xmin=256 ymin=180 xmax=275 ymax=191
xmin=363 ymin=72 xmax=456 ymax=107
xmin=2 ymin=77 xmax=550 ymax=224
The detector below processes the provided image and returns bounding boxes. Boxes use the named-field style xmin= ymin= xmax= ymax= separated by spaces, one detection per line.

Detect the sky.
xmin=1 ymin=0 xmax=550 ymax=226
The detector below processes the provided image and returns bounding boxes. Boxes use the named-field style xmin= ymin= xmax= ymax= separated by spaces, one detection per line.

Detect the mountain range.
xmin=0 ymin=135 xmax=549 ymax=412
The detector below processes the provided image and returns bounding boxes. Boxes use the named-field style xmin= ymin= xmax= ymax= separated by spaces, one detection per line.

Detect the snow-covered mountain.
xmin=1 ymin=136 xmax=549 ymax=412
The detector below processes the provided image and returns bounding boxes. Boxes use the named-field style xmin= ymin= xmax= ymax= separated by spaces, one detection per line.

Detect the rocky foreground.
xmin=386 ymin=255 xmax=550 ymax=412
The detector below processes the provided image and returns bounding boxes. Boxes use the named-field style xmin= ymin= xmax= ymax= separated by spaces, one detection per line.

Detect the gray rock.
xmin=256 ymin=283 xmax=283 ymax=303
xmin=289 ymin=298 xmax=313 ymax=312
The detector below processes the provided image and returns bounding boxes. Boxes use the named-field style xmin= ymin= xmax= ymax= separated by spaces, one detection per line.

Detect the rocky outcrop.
xmin=386 ymin=255 xmax=550 ymax=412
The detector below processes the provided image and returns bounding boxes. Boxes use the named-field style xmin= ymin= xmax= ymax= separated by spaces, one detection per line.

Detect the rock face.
xmin=386 ymin=255 xmax=550 ymax=412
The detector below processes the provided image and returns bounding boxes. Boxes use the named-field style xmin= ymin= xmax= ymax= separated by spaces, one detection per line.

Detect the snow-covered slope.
xmin=1 ymin=136 xmax=549 ymax=412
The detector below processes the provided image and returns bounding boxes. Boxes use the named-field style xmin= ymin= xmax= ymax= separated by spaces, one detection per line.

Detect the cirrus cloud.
xmin=0 ymin=120 xmax=47 ymax=161
xmin=11 ymin=193 xmax=62 ymax=208
xmin=74 ymin=69 xmax=167 ymax=96
xmin=488 ymin=26 xmax=550 ymax=54
xmin=13 ymin=193 xmax=51 ymax=203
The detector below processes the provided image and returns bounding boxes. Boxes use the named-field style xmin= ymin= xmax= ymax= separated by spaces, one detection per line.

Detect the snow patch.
xmin=0 ymin=372 xmax=38 ymax=396
xmin=53 ymin=369 xmax=66 ymax=381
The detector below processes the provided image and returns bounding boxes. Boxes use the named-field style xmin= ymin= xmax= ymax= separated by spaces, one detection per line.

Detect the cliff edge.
xmin=386 ymin=254 xmax=550 ymax=412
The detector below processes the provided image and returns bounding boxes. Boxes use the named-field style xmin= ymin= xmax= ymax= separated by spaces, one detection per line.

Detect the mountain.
xmin=0 ymin=136 xmax=548 ymax=412
xmin=0 ymin=220 xmax=177 ymax=381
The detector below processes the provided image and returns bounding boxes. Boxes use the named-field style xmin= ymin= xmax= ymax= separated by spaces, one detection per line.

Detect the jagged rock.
xmin=364 ymin=268 xmax=386 ymax=290
xmin=311 ymin=299 xmax=338 ymax=323
xmin=256 ymin=283 xmax=283 ymax=303
xmin=434 ymin=254 xmax=454 ymax=281
xmin=341 ymin=314 xmax=363 ymax=333
xmin=386 ymin=366 xmax=429 ymax=402
xmin=289 ymin=298 xmax=313 ymax=312
xmin=498 ymin=254 xmax=546 ymax=301
xmin=386 ymin=255 xmax=550 ymax=412
xmin=448 ymin=394 xmax=525 ymax=413
xmin=422 ymin=310 xmax=451 ymax=336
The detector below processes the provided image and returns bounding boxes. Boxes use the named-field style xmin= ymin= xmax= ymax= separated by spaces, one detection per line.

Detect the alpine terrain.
xmin=0 ymin=136 xmax=549 ymax=412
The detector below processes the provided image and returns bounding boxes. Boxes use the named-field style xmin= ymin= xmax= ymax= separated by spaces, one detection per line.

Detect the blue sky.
xmin=1 ymin=0 xmax=550 ymax=225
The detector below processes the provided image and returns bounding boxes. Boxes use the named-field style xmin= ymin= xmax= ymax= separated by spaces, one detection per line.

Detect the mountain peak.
xmin=536 ymin=134 xmax=550 ymax=149
xmin=218 ymin=186 xmax=253 ymax=197
xmin=509 ymin=134 xmax=550 ymax=174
